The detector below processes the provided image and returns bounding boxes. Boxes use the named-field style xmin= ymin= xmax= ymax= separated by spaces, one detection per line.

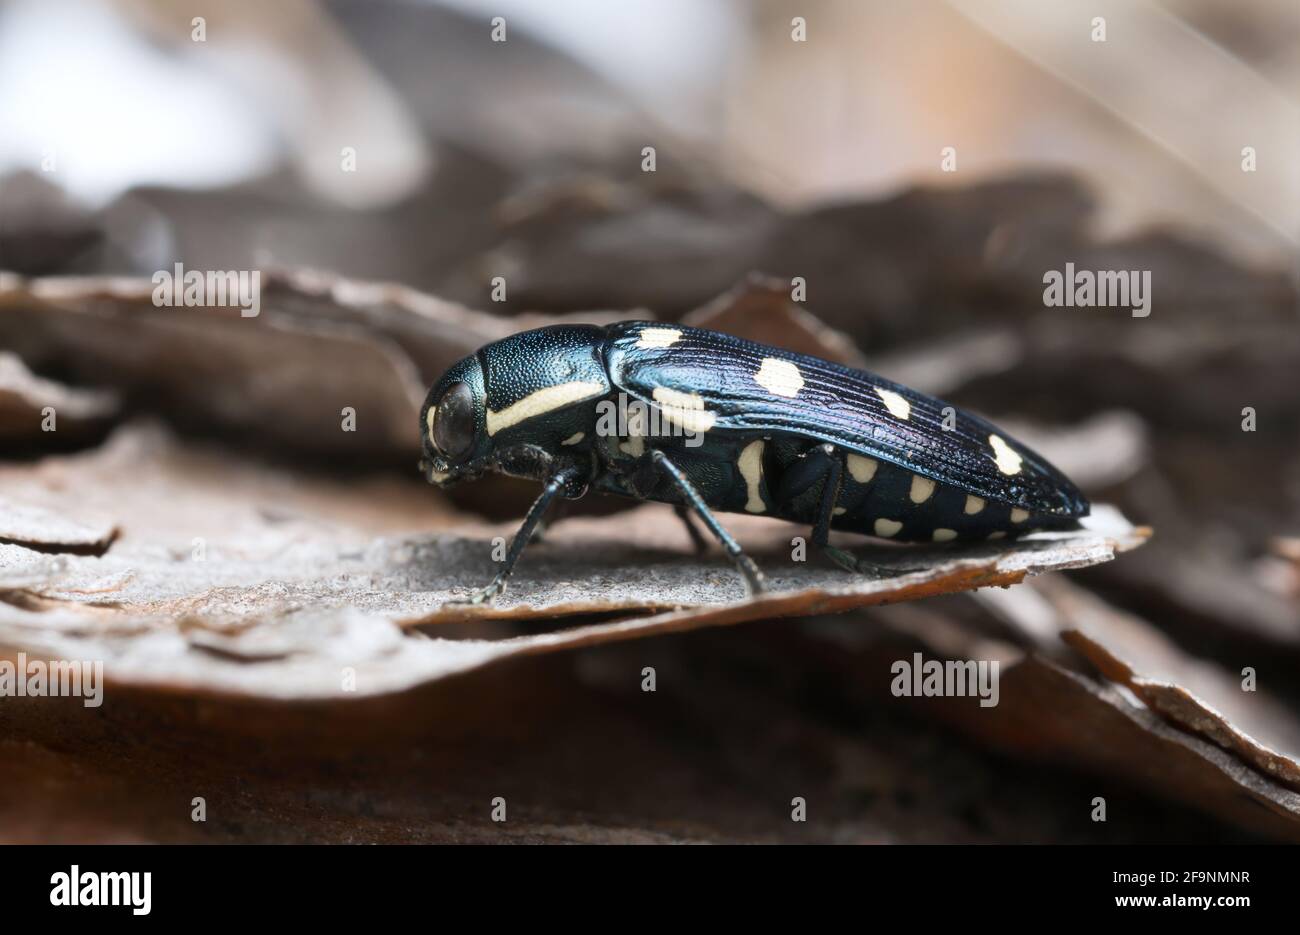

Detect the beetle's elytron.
xmin=420 ymin=322 xmax=1088 ymax=602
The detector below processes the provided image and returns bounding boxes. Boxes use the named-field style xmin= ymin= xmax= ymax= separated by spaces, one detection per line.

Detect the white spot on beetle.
xmin=1010 ymin=507 xmax=1029 ymax=524
xmin=754 ymin=357 xmax=804 ymax=397
xmin=988 ymin=531 xmax=1006 ymax=540
xmin=932 ymin=528 xmax=957 ymax=542
xmin=425 ymin=406 xmax=436 ymax=439
xmin=875 ymin=387 xmax=911 ymax=420
xmin=832 ymin=506 xmax=847 ymax=516
xmin=651 ymin=386 xmax=717 ymax=434
xmin=487 ymin=381 xmax=605 ymax=436
xmin=561 ymin=432 xmax=585 ymax=446
xmin=620 ymin=436 xmax=645 ymax=457
xmin=874 ymin=518 xmax=902 ymax=537
xmin=909 ymin=475 xmax=935 ymax=504
xmin=636 ymin=327 xmax=682 ymax=349
xmin=847 ymin=454 xmax=878 ymax=483
xmin=619 ymin=405 xmax=648 ymax=457
xmin=738 ymin=440 xmax=766 ymax=513
xmin=964 ymin=495 xmax=985 ymax=515
xmin=988 ymin=434 xmax=1024 ymax=475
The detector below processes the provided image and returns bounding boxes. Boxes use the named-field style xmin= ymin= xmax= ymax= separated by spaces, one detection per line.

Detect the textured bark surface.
xmin=0 ymin=421 xmax=1145 ymax=699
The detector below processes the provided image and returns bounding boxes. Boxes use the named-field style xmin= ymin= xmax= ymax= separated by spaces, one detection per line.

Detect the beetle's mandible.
xmin=419 ymin=322 xmax=1088 ymax=603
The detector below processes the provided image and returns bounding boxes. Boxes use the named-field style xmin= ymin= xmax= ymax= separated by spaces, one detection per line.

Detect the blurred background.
xmin=2 ymin=0 xmax=1296 ymax=279
xmin=1 ymin=0 xmax=1299 ymax=843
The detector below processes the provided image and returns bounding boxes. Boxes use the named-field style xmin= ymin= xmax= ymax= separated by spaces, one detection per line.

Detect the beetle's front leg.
xmin=648 ymin=450 xmax=766 ymax=596
xmin=449 ymin=466 xmax=582 ymax=605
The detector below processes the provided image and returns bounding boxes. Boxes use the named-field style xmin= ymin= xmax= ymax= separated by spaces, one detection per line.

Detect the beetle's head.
xmin=419 ymin=353 xmax=491 ymax=488
xmin=421 ymin=325 xmax=612 ymax=489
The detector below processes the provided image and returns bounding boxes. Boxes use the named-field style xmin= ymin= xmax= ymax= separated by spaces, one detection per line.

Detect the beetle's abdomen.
xmin=817 ymin=452 xmax=1075 ymax=541
xmin=600 ymin=433 xmax=1077 ymax=542
xmin=761 ymin=438 xmax=1075 ymax=541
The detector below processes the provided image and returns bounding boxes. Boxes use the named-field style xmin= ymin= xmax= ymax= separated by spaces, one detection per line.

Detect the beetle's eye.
xmin=432 ymin=382 xmax=476 ymax=460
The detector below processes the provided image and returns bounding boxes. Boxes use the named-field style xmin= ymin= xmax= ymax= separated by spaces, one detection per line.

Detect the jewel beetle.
xmin=419 ymin=322 xmax=1088 ymax=602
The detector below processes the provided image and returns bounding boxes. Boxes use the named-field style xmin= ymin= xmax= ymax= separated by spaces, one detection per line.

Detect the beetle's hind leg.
xmin=799 ymin=445 xmax=918 ymax=579
xmin=650 ymin=450 xmax=766 ymax=595
xmin=800 ymin=445 xmax=859 ymax=574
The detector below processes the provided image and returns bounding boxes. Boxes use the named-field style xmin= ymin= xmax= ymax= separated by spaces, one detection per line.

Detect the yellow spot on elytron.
xmin=561 ymin=432 xmax=585 ymax=446
xmin=738 ymin=440 xmax=765 ymax=513
xmin=425 ymin=406 xmax=436 ymax=439
xmin=636 ymin=327 xmax=682 ymax=349
xmin=486 ymin=381 xmax=605 ymax=436
xmin=754 ymin=357 xmax=804 ymax=397
xmin=847 ymin=454 xmax=878 ymax=483
xmin=652 ymin=386 xmax=717 ymax=434
xmin=964 ymin=495 xmax=985 ymax=515
xmin=933 ymin=528 xmax=957 ymax=542
xmin=988 ymin=531 xmax=1006 ymax=540
xmin=988 ymin=434 xmax=1023 ymax=475
xmin=875 ymin=387 xmax=911 ymax=420
xmin=874 ymin=518 xmax=902 ymax=537
xmin=832 ymin=506 xmax=847 ymax=516
xmin=1010 ymin=508 xmax=1029 ymax=524
xmin=909 ymin=475 xmax=935 ymax=504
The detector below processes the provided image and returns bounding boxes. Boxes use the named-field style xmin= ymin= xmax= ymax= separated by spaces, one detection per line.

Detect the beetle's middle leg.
xmin=648 ymin=450 xmax=765 ymax=595
xmin=673 ymin=504 xmax=712 ymax=555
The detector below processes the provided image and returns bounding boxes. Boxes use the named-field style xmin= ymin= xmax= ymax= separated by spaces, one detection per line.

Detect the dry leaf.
xmin=0 ymin=351 xmax=116 ymax=442
xmin=803 ymin=602 xmax=1300 ymax=841
xmin=0 ymin=270 xmax=636 ymax=464
xmin=1064 ymin=628 xmax=1300 ymax=794
xmin=0 ymin=422 xmax=1145 ymax=699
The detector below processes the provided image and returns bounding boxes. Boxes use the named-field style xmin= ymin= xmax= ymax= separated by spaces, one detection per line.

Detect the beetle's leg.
xmin=673 ymin=504 xmax=712 ymax=555
xmin=530 ymin=497 xmax=570 ymax=544
xmin=804 ymin=445 xmax=860 ymax=574
xmin=651 ymin=450 xmax=766 ymax=595
xmin=449 ymin=468 xmax=577 ymax=605
xmin=796 ymin=444 xmax=860 ymax=573
xmin=774 ymin=443 xmax=836 ymax=504
xmin=795 ymin=445 xmax=914 ymax=578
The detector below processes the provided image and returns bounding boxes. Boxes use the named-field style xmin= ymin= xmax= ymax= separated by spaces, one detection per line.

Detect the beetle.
xmin=419 ymin=322 xmax=1088 ymax=603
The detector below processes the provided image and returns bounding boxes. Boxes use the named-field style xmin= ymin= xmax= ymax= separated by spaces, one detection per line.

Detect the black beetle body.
xmin=420 ymin=322 xmax=1088 ymax=601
